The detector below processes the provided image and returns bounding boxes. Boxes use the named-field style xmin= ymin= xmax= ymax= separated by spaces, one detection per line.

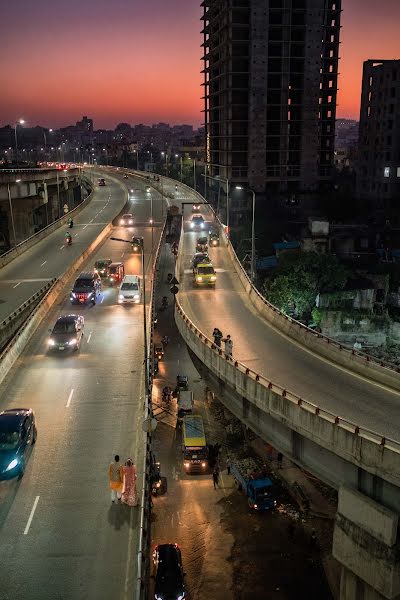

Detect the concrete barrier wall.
xmin=0 ymin=223 xmax=112 ymax=386
xmin=0 ymin=175 xmax=93 ymax=269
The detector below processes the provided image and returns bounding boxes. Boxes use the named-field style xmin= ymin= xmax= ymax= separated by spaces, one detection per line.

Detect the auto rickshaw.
xmin=209 ymin=232 xmax=220 ymax=247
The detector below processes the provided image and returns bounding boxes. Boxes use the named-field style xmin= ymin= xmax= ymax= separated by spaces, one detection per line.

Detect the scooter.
xmin=151 ymin=461 xmax=162 ymax=496
xmin=68 ymin=220 xmax=74 ymax=228
xmin=65 ymin=236 xmax=72 ymax=246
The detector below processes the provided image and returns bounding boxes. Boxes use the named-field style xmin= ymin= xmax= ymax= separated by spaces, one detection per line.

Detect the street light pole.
xmin=140 ymin=241 xmax=149 ymax=402
xmin=14 ymin=119 xmax=24 ymax=168
xmin=7 ymin=183 xmax=17 ymax=247
xmin=193 ymin=158 xmax=196 ymax=191
xmin=180 ymin=156 xmax=183 ymax=182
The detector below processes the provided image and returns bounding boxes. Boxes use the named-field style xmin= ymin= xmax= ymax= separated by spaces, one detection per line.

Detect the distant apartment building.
xmin=201 ymin=0 xmax=341 ymax=217
xmin=357 ymin=60 xmax=400 ymax=223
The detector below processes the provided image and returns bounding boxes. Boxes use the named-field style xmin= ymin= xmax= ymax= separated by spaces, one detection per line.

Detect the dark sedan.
xmin=48 ymin=315 xmax=84 ymax=352
xmin=0 ymin=408 xmax=37 ymax=480
xmin=153 ymin=543 xmax=185 ymax=600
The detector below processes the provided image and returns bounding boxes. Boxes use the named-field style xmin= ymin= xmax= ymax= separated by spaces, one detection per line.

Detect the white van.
xmin=118 ymin=275 xmax=141 ymax=304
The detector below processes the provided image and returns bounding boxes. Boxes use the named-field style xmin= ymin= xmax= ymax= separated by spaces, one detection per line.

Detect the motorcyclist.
xmin=68 ymin=218 xmax=74 ymax=228
xmin=175 ymin=184 xmax=178 ymax=191
xmin=65 ymin=231 xmax=72 ymax=244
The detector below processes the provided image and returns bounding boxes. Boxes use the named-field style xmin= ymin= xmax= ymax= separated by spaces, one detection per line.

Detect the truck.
xmin=230 ymin=458 xmax=276 ymax=510
xmin=182 ymin=415 xmax=208 ymax=473
xmin=177 ymin=390 xmax=194 ymax=424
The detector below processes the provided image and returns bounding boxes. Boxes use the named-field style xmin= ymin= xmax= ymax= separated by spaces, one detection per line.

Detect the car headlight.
xmin=134 ymin=294 xmax=140 ymax=300
xmin=68 ymin=338 xmax=77 ymax=346
xmin=201 ymin=462 xmax=206 ymax=468
xmin=196 ymin=276 xmax=203 ymax=282
xmin=129 ymin=219 xmax=133 ymax=224
xmin=71 ymin=292 xmax=77 ymax=298
xmin=184 ymin=462 xmax=190 ymax=468
xmin=133 ymin=245 xmax=138 ymax=251
xmin=119 ymin=294 xmax=124 ymax=300
xmin=120 ymin=220 xmax=125 ymax=225
xmin=200 ymin=223 xmax=204 ymax=228
xmin=254 ymin=504 xmax=258 ymax=509
xmin=48 ymin=339 xmax=55 ymax=346
xmin=210 ymin=276 xmax=216 ymax=281
xmin=109 ymin=277 xmax=114 ymax=281
xmin=5 ymin=458 xmax=18 ymax=472
xmin=190 ymin=223 xmax=194 ymax=228
xmin=177 ymin=595 xmax=185 ymax=600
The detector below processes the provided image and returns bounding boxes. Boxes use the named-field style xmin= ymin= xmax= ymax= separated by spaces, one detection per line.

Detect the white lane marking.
xmin=66 ymin=388 xmax=74 ymax=408
xmin=89 ymin=219 xmax=93 ymax=223
xmin=24 ymin=496 xmax=40 ymax=535
xmin=60 ymin=245 xmax=64 ymax=250
xmin=82 ymin=225 xmax=87 ymax=229
xmin=74 ymin=233 xmax=79 ymax=237
xmin=13 ymin=282 xmax=21 ymax=288
xmin=87 ymin=332 xmax=92 ymax=343
xmin=121 ymin=252 xmax=124 ymax=258
xmin=100 ymin=295 xmax=104 ymax=303
xmin=40 ymin=261 xmax=47 ymax=267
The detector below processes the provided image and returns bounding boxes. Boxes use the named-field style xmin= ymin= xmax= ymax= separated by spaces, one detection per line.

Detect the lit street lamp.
xmin=235 ymin=186 xmax=256 ymax=283
xmin=14 ymin=119 xmax=25 ymax=167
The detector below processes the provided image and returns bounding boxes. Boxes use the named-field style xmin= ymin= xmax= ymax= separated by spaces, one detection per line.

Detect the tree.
xmin=261 ymin=251 xmax=349 ymax=318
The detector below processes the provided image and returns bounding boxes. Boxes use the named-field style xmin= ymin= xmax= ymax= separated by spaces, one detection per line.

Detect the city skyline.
xmin=1 ymin=0 xmax=399 ymax=128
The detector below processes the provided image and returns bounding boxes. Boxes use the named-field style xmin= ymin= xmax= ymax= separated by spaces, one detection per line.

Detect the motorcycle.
xmin=151 ymin=461 xmax=162 ymax=496
xmin=65 ymin=235 xmax=72 ymax=246
xmin=68 ymin=219 xmax=74 ymax=228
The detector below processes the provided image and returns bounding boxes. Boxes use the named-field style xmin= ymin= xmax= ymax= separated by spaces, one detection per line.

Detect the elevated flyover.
xmin=172 ymin=182 xmax=400 ymax=600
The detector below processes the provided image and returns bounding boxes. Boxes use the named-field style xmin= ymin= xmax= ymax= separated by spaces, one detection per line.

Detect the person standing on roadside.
xmin=213 ymin=328 xmax=223 ymax=347
xmin=212 ymin=467 xmax=220 ymax=489
xmin=222 ymin=334 xmax=233 ymax=359
xmin=108 ymin=455 xmax=123 ymax=503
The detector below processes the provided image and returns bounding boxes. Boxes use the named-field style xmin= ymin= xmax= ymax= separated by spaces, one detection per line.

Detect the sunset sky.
xmin=0 ymin=0 xmax=399 ymax=129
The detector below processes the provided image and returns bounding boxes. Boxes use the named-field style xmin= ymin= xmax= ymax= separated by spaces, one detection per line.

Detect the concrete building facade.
xmin=201 ymin=0 xmax=341 ymax=217
xmin=357 ymin=60 xmax=400 ymax=224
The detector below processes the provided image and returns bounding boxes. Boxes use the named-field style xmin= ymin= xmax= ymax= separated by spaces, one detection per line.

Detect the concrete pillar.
xmin=333 ymin=486 xmax=400 ymax=600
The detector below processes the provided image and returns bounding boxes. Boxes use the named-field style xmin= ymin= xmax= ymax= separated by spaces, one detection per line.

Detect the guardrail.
xmin=0 ymin=279 xmax=56 ymax=351
xmin=0 ymin=175 xmax=93 ymax=268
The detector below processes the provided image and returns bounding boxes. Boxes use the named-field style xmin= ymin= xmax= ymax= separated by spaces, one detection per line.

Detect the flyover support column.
xmin=333 ymin=486 xmax=400 ymax=600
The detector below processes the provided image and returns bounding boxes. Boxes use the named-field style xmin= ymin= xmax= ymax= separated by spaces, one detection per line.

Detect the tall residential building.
xmin=357 ymin=60 xmax=400 ymax=223
xmin=201 ymin=0 xmax=341 ymax=216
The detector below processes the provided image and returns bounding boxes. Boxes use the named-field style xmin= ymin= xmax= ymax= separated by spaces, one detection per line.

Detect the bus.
xmin=182 ymin=415 xmax=208 ymax=473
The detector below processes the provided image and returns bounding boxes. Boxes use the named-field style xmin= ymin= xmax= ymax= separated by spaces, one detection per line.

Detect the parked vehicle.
xmin=182 ymin=415 xmax=208 ymax=473
xmin=230 ymin=458 xmax=276 ymax=510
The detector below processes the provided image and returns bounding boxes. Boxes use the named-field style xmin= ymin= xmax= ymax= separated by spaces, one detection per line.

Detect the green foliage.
xmin=261 ymin=251 xmax=349 ymax=317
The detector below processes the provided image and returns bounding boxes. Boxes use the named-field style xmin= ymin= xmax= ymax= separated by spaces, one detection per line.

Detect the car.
xmin=94 ymin=258 xmax=113 ymax=277
xmin=193 ymin=262 xmax=217 ymax=287
xmin=108 ymin=262 xmax=125 ymax=286
xmin=153 ymin=543 xmax=185 ymax=600
xmin=98 ymin=178 xmax=106 ymax=186
xmin=118 ymin=275 xmax=141 ymax=304
xmin=119 ymin=213 xmax=134 ymax=226
xmin=48 ymin=315 xmax=84 ymax=352
xmin=190 ymin=215 xmax=205 ymax=230
xmin=192 ymin=203 xmax=201 ymax=213
xmin=123 ymin=174 xmax=128 ymax=179
xmin=196 ymin=236 xmax=208 ymax=253
xmin=70 ymin=271 xmax=101 ymax=305
xmin=0 ymin=408 xmax=37 ymax=480
xmin=191 ymin=252 xmax=210 ymax=270
xmin=131 ymin=236 xmax=143 ymax=253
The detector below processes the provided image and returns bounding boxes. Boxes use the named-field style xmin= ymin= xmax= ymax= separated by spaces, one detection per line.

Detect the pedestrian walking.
xmin=121 ymin=458 xmax=138 ymax=507
xmin=213 ymin=327 xmax=223 ymax=347
xmin=108 ymin=455 xmax=123 ymax=503
xmin=222 ymin=334 xmax=233 ymax=358
xmin=212 ymin=467 xmax=220 ymax=489
xmin=277 ymin=452 xmax=283 ymax=469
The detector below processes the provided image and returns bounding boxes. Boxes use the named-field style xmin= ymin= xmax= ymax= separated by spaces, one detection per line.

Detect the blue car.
xmin=0 ymin=409 xmax=37 ymax=480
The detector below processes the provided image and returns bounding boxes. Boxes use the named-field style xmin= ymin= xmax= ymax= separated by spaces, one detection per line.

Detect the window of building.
xmin=329 ymin=80 xmax=333 ymax=88
xmin=384 ymin=167 xmax=390 ymax=178
xmin=327 ymin=110 xmax=332 ymax=118
xmin=328 ymin=95 xmax=332 ymax=103
xmin=329 ymin=50 xmax=334 ymax=58
xmin=330 ymin=34 xmax=335 ymax=42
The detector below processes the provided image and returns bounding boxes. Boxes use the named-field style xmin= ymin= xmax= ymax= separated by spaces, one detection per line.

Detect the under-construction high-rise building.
xmin=201 ymin=0 xmax=341 ymax=217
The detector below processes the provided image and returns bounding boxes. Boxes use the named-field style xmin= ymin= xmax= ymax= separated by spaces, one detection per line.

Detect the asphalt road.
xmin=0 ymin=171 xmax=168 ymax=600
xmin=177 ymin=206 xmax=400 ymax=441
xmin=0 ymin=170 xmax=129 ymax=322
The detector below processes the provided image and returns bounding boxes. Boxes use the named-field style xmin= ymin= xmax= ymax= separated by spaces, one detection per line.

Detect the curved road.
xmin=175 ymin=196 xmax=400 ymax=441
xmin=0 ymin=170 xmax=169 ymax=600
